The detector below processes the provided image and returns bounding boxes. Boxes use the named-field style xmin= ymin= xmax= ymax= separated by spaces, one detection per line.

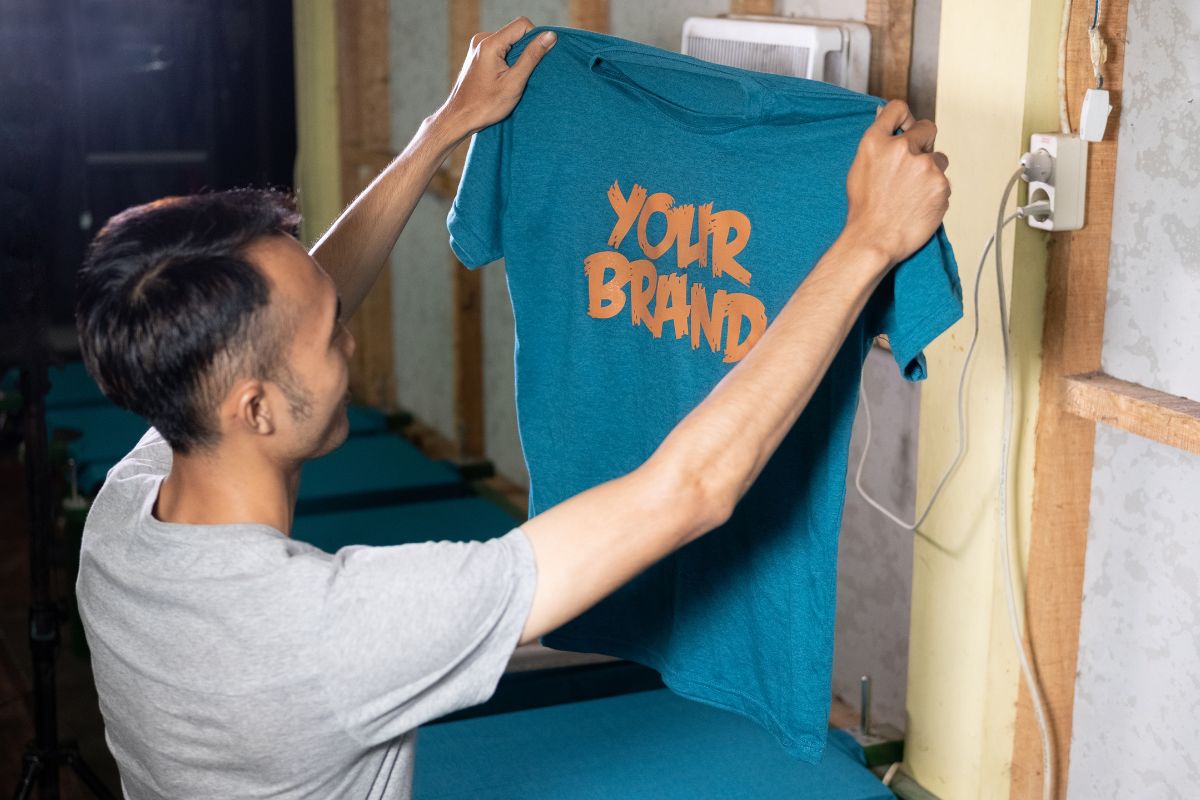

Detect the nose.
xmin=344 ymin=328 xmax=357 ymax=359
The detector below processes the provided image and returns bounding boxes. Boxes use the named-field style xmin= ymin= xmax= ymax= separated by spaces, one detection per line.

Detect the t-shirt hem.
xmin=889 ymin=293 xmax=964 ymax=381
xmin=447 ymin=212 xmax=498 ymax=269
xmin=541 ymin=630 xmax=827 ymax=762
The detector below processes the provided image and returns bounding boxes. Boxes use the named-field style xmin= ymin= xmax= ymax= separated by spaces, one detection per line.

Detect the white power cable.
xmin=854 ymin=166 xmax=1055 ymax=800
xmin=854 ymin=211 xmax=1016 ymax=530
xmin=995 ymin=169 xmax=1054 ymax=800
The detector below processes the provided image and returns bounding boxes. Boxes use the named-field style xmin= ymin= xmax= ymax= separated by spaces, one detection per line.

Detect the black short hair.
xmin=76 ymin=189 xmax=303 ymax=453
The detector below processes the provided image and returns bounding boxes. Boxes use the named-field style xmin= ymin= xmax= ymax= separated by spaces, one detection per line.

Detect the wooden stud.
xmin=865 ymin=0 xmax=915 ymax=103
xmin=864 ymin=0 xmax=915 ymax=355
xmin=569 ymin=0 xmax=610 ymax=32
xmin=1011 ymin=2 xmax=1130 ymax=797
xmin=729 ymin=0 xmax=777 ymax=15
xmin=1064 ymin=372 xmax=1200 ymax=456
xmin=449 ymin=0 xmax=485 ymax=458
xmin=334 ymin=0 xmax=397 ymax=410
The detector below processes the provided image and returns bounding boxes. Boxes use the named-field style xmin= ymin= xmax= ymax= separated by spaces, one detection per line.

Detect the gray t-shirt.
xmin=77 ymin=429 xmax=537 ymax=799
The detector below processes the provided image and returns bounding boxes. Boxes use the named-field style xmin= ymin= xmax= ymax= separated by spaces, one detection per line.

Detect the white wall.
xmin=835 ymin=347 xmax=921 ymax=733
xmin=1067 ymin=0 xmax=1200 ymax=795
xmin=388 ymin=0 xmax=456 ymax=441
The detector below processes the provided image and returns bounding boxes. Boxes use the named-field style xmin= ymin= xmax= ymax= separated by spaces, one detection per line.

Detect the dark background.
xmin=1 ymin=1 xmax=297 ymax=793
xmin=2 ymin=0 xmax=296 ymax=334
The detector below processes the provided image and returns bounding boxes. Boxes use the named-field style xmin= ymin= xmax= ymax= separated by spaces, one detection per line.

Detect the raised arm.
xmin=310 ymin=17 xmax=557 ymax=317
xmin=518 ymin=100 xmax=950 ymax=644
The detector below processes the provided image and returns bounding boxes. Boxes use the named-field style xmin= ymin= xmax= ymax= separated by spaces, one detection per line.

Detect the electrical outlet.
xmin=1026 ymin=133 xmax=1088 ymax=231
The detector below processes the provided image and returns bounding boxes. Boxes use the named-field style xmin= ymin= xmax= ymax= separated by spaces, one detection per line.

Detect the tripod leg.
xmin=12 ymin=754 xmax=41 ymax=800
xmin=64 ymin=750 xmax=118 ymax=800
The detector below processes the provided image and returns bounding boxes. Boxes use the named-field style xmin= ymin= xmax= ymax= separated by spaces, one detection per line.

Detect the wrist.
xmin=423 ymin=106 xmax=472 ymax=154
xmin=832 ymin=225 xmax=895 ymax=277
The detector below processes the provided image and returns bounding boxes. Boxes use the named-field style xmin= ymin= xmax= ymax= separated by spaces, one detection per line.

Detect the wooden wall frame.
xmin=1011 ymin=2 xmax=1131 ymax=797
xmin=865 ymin=0 xmax=914 ymax=103
xmin=448 ymin=0 xmax=485 ymax=458
xmin=334 ymin=0 xmax=396 ymax=410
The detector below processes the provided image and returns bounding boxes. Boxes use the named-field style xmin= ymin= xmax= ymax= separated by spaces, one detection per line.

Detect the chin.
xmin=310 ymin=407 xmax=351 ymax=459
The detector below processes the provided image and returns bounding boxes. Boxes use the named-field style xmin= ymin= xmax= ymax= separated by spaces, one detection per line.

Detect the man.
xmin=75 ymin=16 xmax=949 ymax=799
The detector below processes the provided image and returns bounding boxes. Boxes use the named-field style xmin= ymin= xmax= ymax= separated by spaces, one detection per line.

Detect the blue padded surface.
xmin=346 ymin=405 xmax=388 ymax=435
xmin=414 ymin=690 xmax=894 ymax=800
xmin=47 ymin=404 xmax=148 ymax=467
xmin=298 ymin=434 xmax=461 ymax=502
xmin=47 ymin=362 xmax=108 ymax=409
xmin=292 ymin=496 xmax=520 ymax=552
xmin=53 ymin=405 xmax=396 ymax=493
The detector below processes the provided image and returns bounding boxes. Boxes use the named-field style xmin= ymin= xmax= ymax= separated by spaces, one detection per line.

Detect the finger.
xmin=871 ymin=99 xmax=914 ymax=136
xmin=903 ymin=119 xmax=937 ymax=153
xmin=931 ymin=151 xmax=950 ymax=173
xmin=508 ymin=29 xmax=557 ymax=82
xmin=485 ymin=16 xmax=535 ymax=56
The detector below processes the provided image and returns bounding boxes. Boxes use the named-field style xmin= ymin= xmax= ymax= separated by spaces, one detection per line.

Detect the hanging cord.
xmin=1088 ymin=0 xmax=1107 ymax=89
xmin=854 ymin=167 xmax=1055 ymax=800
xmin=1060 ymin=0 xmax=1108 ymax=133
xmin=854 ymin=210 xmax=1017 ymax=531
xmin=994 ymin=170 xmax=1055 ymax=800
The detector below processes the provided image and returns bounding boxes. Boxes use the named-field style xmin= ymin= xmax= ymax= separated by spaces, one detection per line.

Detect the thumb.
xmin=508 ymin=29 xmax=556 ymax=82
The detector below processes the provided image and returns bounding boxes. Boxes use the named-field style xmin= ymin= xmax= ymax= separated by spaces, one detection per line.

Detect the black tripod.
xmin=9 ymin=354 xmax=116 ymax=800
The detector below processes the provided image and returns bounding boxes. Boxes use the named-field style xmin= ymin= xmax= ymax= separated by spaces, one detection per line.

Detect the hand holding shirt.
xmin=448 ymin=26 xmax=961 ymax=761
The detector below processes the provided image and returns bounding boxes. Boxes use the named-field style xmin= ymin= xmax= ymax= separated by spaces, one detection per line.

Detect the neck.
xmin=154 ymin=442 xmax=301 ymax=536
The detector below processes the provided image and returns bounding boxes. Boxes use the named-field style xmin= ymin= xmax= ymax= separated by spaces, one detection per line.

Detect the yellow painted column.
xmin=903 ymin=0 xmax=1063 ymax=796
xmin=292 ymin=0 xmax=342 ymax=245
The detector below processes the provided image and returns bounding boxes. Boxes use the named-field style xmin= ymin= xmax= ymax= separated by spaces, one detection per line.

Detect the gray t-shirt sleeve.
xmin=315 ymin=528 xmax=537 ymax=746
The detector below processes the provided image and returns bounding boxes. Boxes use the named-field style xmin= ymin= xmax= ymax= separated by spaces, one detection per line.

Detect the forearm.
xmin=650 ymin=232 xmax=889 ymax=535
xmin=518 ymin=462 xmax=706 ymax=645
xmin=309 ymin=112 xmax=464 ymax=316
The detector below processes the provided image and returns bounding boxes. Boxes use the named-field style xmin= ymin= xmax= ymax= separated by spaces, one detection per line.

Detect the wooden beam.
xmin=1011 ymin=2 xmax=1130 ymax=798
xmin=335 ymin=0 xmax=396 ymax=409
xmin=729 ymin=0 xmax=777 ymax=15
xmin=449 ymin=0 xmax=485 ymax=458
xmin=1064 ymin=372 xmax=1200 ymax=456
xmin=569 ymin=0 xmax=609 ymax=32
xmin=865 ymin=0 xmax=915 ymax=103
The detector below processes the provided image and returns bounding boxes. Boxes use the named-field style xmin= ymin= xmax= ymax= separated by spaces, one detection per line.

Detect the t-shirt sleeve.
xmin=866 ymin=224 xmax=963 ymax=381
xmin=446 ymin=117 xmax=511 ymax=268
xmin=315 ymin=527 xmax=537 ymax=745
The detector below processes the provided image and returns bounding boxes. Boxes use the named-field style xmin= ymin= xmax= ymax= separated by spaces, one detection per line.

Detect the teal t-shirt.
xmin=447 ymin=26 xmax=961 ymax=761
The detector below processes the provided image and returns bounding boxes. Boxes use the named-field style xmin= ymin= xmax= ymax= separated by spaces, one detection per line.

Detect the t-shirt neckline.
xmin=588 ymin=46 xmax=767 ymax=133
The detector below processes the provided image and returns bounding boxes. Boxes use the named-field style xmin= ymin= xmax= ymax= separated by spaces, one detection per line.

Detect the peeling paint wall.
xmin=388 ymin=0 xmax=456 ymax=441
xmin=1068 ymin=0 xmax=1200 ymax=795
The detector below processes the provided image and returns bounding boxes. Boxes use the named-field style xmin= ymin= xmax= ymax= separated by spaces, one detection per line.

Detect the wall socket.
xmin=1025 ymin=133 xmax=1088 ymax=231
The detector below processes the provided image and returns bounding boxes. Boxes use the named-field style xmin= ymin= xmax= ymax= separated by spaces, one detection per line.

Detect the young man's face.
xmin=246 ymin=234 xmax=356 ymax=462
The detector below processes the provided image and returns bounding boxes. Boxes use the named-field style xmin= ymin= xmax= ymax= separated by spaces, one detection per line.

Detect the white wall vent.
xmin=681 ymin=16 xmax=871 ymax=93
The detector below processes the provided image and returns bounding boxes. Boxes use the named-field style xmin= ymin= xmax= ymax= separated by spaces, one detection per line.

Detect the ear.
xmin=223 ymin=378 xmax=276 ymax=438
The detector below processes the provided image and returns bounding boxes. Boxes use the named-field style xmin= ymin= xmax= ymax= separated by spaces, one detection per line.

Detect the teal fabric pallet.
xmin=292 ymin=495 xmax=520 ymax=552
xmin=414 ymin=689 xmax=894 ymax=800
xmin=46 ymin=362 xmax=108 ymax=408
xmin=300 ymin=434 xmax=463 ymax=503
xmin=49 ymin=404 xmax=392 ymax=493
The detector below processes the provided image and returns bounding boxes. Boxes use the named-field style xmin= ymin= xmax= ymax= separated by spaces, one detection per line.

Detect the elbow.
xmin=695 ymin=475 xmax=737 ymax=533
xmin=655 ymin=460 xmax=736 ymax=542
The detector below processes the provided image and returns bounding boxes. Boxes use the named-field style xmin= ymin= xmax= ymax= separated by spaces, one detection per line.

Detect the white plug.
xmin=1023 ymin=133 xmax=1088 ymax=231
xmin=1080 ymin=88 xmax=1112 ymax=142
